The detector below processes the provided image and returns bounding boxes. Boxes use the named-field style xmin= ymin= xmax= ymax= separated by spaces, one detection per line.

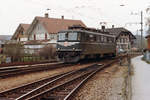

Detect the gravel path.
xmin=0 ymin=63 xmax=93 ymax=92
xmin=72 ymin=64 xmax=128 ymax=100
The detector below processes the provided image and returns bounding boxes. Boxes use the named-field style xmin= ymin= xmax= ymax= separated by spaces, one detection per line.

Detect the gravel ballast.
xmin=0 ymin=63 xmax=94 ymax=92
xmin=72 ymin=64 xmax=129 ymax=100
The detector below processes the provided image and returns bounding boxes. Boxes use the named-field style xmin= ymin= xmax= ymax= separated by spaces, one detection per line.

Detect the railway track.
xmin=0 ymin=53 xmax=128 ymax=79
xmin=0 ymin=63 xmax=99 ymax=100
xmin=0 ymin=55 xmax=128 ymax=100
xmin=0 ymin=56 xmax=123 ymax=100
xmin=0 ymin=62 xmax=68 ymax=79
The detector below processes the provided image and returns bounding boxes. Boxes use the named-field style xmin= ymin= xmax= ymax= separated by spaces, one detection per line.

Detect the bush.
xmin=3 ymin=43 xmax=25 ymax=62
xmin=39 ymin=44 xmax=56 ymax=60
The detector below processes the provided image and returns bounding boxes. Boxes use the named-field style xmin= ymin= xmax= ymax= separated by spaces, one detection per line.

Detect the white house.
xmin=11 ymin=24 xmax=30 ymax=42
xmin=24 ymin=13 xmax=86 ymax=54
xmin=102 ymin=27 xmax=136 ymax=52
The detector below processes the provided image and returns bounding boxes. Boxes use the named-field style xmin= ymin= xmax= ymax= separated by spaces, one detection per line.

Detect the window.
xmin=103 ymin=36 xmax=107 ymax=42
xmin=77 ymin=33 xmax=81 ymax=41
xmin=19 ymin=29 xmax=23 ymax=34
xmin=58 ymin=33 xmax=66 ymax=40
xmin=68 ymin=32 xmax=77 ymax=40
xmin=108 ymin=37 xmax=112 ymax=43
xmin=58 ymin=32 xmax=78 ymax=41
xmin=101 ymin=36 xmax=104 ymax=42
xmin=89 ymin=34 xmax=96 ymax=42
xmin=120 ymin=39 xmax=122 ymax=43
xmin=97 ymin=36 xmax=100 ymax=42
xmin=34 ymin=34 xmax=36 ymax=40
xmin=122 ymin=38 xmax=124 ymax=43
xmin=51 ymin=34 xmax=55 ymax=39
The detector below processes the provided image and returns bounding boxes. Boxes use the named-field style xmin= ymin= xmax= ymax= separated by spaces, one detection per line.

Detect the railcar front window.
xmin=68 ymin=32 xmax=77 ymax=40
xmin=58 ymin=33 xmax=66 ymax=40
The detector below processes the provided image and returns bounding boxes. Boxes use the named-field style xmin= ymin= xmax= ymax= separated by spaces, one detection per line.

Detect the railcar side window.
xmin=97 ymin=36 xmax=100 ymax=42
xmin=101 ymin=36 xmax=104 ymax=42
xmin=93 ymin=35 xmax=96 ymax=41
xmin=89 ymin=34 xmax=96 ymax=42
xmin=77 ymin=33 xmax=81 ymax=41
xmin=85 ymin=34 xmax=89 ymax=42
xmin=89 ymin=35 xmax=93 ymax=42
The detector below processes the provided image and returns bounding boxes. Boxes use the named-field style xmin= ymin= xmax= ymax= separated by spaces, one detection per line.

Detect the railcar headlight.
xmin=57 ymin=48 xmax=60 ymax=50
xmin=73 ymin=48 xmax=75 ymax=50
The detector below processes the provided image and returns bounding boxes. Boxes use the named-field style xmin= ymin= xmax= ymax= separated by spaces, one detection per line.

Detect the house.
xmin=0 ymin=41 xmax=4 ymax=54
xmin=102 ymin=26 xmax=136 ymax=52
xmin=24 ymin=13 xmax=86 ymax=54
xmin=144 ymin=35 xmax=150 ymax=62
xmin=146 ymin=35 xmax=150 ymax=50
xmin=11 ymin=24 xmax=30 ymax=42
xmin=0 ymin=35 xmax=12 ymax=54
xmin=24 ymin=40 xmax=47 ymax=54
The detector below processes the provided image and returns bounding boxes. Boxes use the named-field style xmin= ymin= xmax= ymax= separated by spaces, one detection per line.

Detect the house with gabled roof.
xmin=24 ymin=13 xmax=86 ymax=54
xmin=26 ymin=14 xmax=86 ymax=41
xmin=101 ymin=26 xmax=136 ymax=52
xmin=11 ymin=24 xmax=30 ymax=42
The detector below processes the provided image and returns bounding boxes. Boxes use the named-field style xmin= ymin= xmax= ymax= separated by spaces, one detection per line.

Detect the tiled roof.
xmin=11 ymin=24 xmax=30 ymax=40
xmin=20 ymin=24 xmax=30 ymax=32
xmin=145 ymin=34 xmax=150 ymax=38
xmin=102 ymin=27 xmax=136 ymax=39
xmin=35 ymin=16 xmax=86 ymax=33
xmin=103 ymin=27 xmax=130 ymax=35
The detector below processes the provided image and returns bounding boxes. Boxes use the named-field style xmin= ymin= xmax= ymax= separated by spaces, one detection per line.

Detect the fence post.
xmin=127 ymin=54 xmax=131 ymax=75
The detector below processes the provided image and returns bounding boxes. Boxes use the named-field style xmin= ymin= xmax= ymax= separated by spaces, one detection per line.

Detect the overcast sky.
xmin=0 ymin=0 xmax=150 ymax=35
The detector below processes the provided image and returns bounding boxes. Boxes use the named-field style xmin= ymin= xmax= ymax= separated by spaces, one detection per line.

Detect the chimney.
xmin=101 ymin=25 xmax=105 ymax=30
xmin=112 ymin=25 xmax=114 ymax=28
xmin=61 ymin=15 xmax=64 ymax=19
xmin=45 ymin=13 xmax=49 ymax=18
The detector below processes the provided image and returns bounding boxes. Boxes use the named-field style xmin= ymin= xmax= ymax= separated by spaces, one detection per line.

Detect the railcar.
xmin=57 ymin=26 xmax=116 ymax=63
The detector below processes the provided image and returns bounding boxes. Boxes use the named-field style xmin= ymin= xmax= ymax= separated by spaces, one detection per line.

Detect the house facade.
xmin=146 ymin=35 xmax=150 ymax=50
xmin=11 ymin=24 xmax=30 ymax=42
xmin=103 ymin=27 xmax=136 ymax=52
xmin=0 ymin=35 xmax=12 ymax=54
xmin=24 ymin=41 xmax=45 ymax=54
xmin=144 ymin=35 xmax=150 ymax=62
xmin=0 ymin=40 xmax=4 ymax=54
xmin=24 ymin=14 xmax=86 ymax=54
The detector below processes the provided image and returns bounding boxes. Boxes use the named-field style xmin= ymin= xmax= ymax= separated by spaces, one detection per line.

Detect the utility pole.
xmin=130 ymin=11 xmax=144 ymax=51
xmin=141 ymin=11 xmax=143 ymax=51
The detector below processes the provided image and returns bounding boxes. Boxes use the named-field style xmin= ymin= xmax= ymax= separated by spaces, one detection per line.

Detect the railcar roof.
xmin=58 ymin=29 xmax=115 ymax=37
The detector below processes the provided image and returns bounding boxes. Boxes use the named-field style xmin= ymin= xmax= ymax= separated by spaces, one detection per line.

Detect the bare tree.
xmin=39 ymin=44 xmax=56 ymax=60
xmin=146 ymin=6 xmax=150 ymax=35
xmin=3 ymin=43 xmax=24 ymax=62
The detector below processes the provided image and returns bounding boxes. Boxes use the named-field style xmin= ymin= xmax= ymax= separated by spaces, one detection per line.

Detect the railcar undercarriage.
xmin=57 ymin=51 xmax=81 ymax=63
